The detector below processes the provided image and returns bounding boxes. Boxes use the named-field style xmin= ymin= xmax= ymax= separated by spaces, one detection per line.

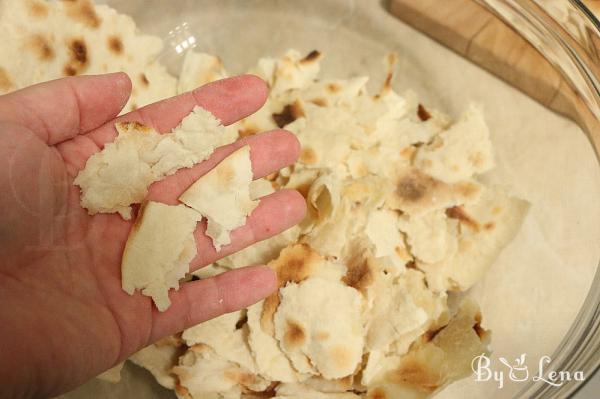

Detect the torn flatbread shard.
xmin=274 ymin=277 xmax=364 ymax=379
xmin=179 ymin=145 xmax=259 ymax=251
xmin=182 ymin=311 xmax=243 ymax=347
xmin=365 ymin=298 xmax=489 ymax=398
xmin=96 ymin=362 xmax=124 ymax=383
xmin=303 ymin=175 xmax=367 ymax=258
xmin=74 ymin=122 xmax=160 ymax=219
xmin=173 ymin=344 xmax=269 ymax=399
xmin=129 ymin=335 xmax=185 ymax=389
xmin=121 ymin=201 xmax=201 ymax=311
xmin=74 ymin=106 xmax=232 ymax=219
xmin=263 ymin=243 xmax=327 ymax=327
xmin=365 ymin=209 xmax=404 ymax=258
xmin=368 ymin=269 xmax=448 ymax=357
xmin=147 ymin=106 xmax=234 ymax=176
xmin=365 ymin=277 xmax=428 ymax=352
xmin=177 ymin=50 xmax=227 ymax=94
xmin=249 ymin=178 xmax=276 ymax=200
xmin=398 ymin=210 xmax=459 ymax=264
xmin=414 ymin=104 xmax=494 ymax=184
xmin=247 ymin=300 xmax=300 ymax=383
xmin=256 ymin=244 xmax=348 ymax=377
xmin=288 ymin=103 xmax=366 ymax=176
xmin=419 ymin=188 xmax=529 ymax=292
xmin=182 ymin=310 xmax=258 ymax=372
xmin=268 ymin=49 xmax=322 ymax=95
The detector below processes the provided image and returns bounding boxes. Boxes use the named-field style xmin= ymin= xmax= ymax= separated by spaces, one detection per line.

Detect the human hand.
xmin=0 ymin=73 xmax=305 ymax=399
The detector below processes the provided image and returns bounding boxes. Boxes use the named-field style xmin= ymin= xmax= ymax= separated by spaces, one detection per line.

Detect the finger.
xmin=148 ymin=265 xmax=277 ymax=342
xmin=84 ymin=75 xmax=268 ymax=150
xmin=190 ymin=189 xmax=307 ymax=270
xmin=146 ymin=129 xmax=300 ymax=205
xmin=0 ymin=73 xmax=131 ymax=145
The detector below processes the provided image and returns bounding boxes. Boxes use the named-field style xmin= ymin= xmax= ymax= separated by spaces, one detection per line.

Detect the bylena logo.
xmin=471 ymin=353 xmax=585 ymax=389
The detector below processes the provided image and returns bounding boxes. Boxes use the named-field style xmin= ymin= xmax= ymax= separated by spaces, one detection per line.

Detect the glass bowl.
xmin=475 ymin=2 xmax=600 ymax=398
xmin=62 ymin=1 xmax=600 ymax=398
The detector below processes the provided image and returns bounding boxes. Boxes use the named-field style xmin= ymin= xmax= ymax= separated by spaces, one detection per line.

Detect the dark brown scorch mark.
xmin=445 ymin=206 xmax=480 ymax=232
xmin=107 ymin=35 xmax=124 ymax=55
xmin=301 ymin=50 xmax=321 ymax=63
xmin=63 ymin=38 xmax=89 ymax=76
xmin=272 ymin=101 xmax=305 ymax=128
xmin=417 ymin=104 xmax=431 ymax=121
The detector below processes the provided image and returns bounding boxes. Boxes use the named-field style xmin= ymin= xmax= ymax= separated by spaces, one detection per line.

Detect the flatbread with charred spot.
xmin=274 ymin=276 xmax=364 ymax=379
xmin=366 ymin=298 xmax=489 ymax=398
xmin=414 ymin=104 xmax=494 ymax=184
xmin=419 ymin=188 xmax=529 ymax=292
xmin=247 ymin=300 xmax=301 ymax=383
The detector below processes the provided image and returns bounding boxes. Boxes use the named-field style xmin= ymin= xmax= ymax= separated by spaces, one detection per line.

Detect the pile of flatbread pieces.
xmin=1 ymin=1 xmax=530 ymax=398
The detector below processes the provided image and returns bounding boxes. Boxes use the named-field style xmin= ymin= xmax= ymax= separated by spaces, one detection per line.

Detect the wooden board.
xmin=388 ymin=0 xmax=600 ymax=152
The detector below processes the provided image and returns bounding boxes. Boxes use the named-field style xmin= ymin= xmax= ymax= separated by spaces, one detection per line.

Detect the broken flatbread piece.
xmin=419 ymin=188 xmax=529 ymax=292
xmin=75 ymin=106 xmax=233 ymax=219
xmin=246 ymin=300 xmax=300 ymax=383
xmin=398 ymin=210 xmax=458 ymax=264
xmin=177 ymin=50 xmax=227 ymax=94
xmin=179 ymin=145 xmax=259 ymax=251
xmin=182 ymin=310 xmax=258 ymax=372
xmin=366 ymin=298 xmax=489 ymax=398
xmin=121 ymin=201 xmax=201 ymax=311
xmin=96 ymin=362 xmax=124 ymax=384
xmin=129 ymin=336 xmax=185 ymax=389
xmin=274 ymin=276 xmax=364 ymax=379
xmin=173 ymin=344 xmax=269 ymax=398
xmin=414 ymin=104 xmax=494 ymax=184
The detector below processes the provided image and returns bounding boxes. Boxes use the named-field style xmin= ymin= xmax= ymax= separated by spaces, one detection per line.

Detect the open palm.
xmin=0 ymin=73 xmax=305 ymax=399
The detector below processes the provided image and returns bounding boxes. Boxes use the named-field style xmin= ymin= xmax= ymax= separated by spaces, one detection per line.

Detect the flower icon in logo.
xmin=499 ymin=353 xmax=529 ymax=382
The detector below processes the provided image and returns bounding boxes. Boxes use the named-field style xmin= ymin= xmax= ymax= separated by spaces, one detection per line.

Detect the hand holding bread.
xmin=0 ymin=72 xmax=305 ymax=398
